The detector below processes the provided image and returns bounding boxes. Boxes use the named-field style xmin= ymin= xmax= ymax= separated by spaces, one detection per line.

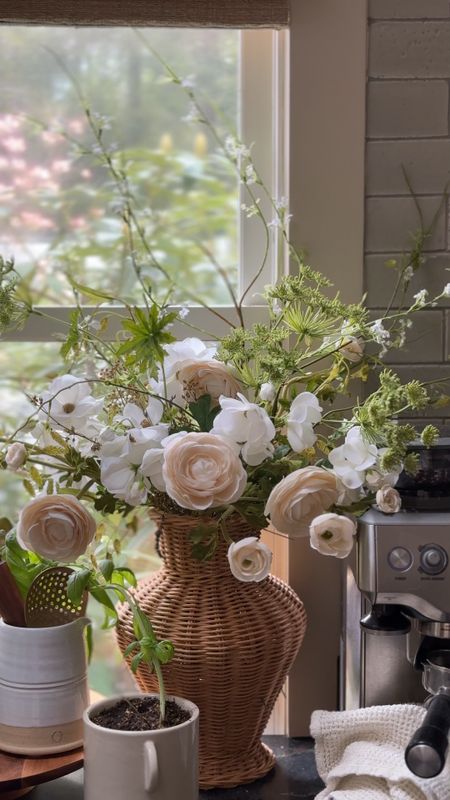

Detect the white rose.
xmin=227 ymin=537 xmax=272 ymax=583
xmin=5 ymin=442 xmax=27 ymax=471
xmin=265 ymin=466 xmax=338 ymax=537
xmin=212 ymin=393 xmax=275 ymax=466
xmin=177 ymin=359 xmax=241 ymax=405
xmin=259 ymin=382 xmax=276 ymax=402
xmin=309 ymin=513 xmax=357 ymax=559
xmin=162 ymin=432 xmax=247 ymax=510
xmin=16 ymin=494 xmax=96 ymax=562
xmin=376 ymin=485 xmax=401 ymax=514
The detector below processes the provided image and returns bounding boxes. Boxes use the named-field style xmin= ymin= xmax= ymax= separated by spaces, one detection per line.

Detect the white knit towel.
xmin=311 ymin=704 xmax=450 ymax=800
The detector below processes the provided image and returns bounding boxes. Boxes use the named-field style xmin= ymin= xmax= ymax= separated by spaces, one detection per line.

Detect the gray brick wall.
xmin=366 ymin=1 xmax=450 ymax=431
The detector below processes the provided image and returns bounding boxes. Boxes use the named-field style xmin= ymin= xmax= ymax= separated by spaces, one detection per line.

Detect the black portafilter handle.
xmin=405 ymin=693 xmax=450 ymax=778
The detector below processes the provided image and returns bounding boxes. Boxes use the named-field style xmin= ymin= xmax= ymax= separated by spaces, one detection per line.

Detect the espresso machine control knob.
xmin=420 ymin=545 xmax=448 ymax=576
xmin=388 ymin=547 xmax=413 ymax=572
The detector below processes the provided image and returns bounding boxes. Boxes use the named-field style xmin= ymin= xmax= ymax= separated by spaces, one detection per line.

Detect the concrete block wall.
xmin=366 ymin=0 xmax=450 ymax=430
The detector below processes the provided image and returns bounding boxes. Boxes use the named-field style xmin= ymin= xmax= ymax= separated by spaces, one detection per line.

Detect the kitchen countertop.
xmin=28 ymin=737 xmax=324 ymax=800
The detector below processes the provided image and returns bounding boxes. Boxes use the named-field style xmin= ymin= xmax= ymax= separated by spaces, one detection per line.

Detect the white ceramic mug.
xmin=83 ymin=693 xmax=199 ymax=800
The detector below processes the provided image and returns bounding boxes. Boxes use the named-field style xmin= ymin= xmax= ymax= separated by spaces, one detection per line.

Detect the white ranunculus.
xmin=259 ymin=382 xmax=276 ymax=402
xmin=17 ymin=494 xmax=96 ymax=561
xmin=212 ymin=392 xmax=275 ymax=466
xmin=376 ymin=485 xmax=402 ymax=514
xmin=328 ymin=426 xmax=377 ymax=489
xmin=5 ymin=442 xmax=27 ymax=471
xmin=227 ymin=537 xmax=272 ymax=583
xmin=309 ymin=513 xmax=357 ymax=559
xmin=265 ymin=466 xmax=338 ymax=537
xmin=162 ymin=337 xmax=216 ymax=380
xmin=39 ymin=374 xmax=103 ymax=432
xmin=287 ymin=391 xmax=322 ymax=453
xmin=162 ymin=432 xmax=247 ymax=510
xmin=177 ymin=359 xmax=241 ymax=405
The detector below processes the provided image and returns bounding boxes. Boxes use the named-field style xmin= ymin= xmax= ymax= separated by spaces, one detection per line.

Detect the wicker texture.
xmin=116 ymin=513 xmax=306 ymax=789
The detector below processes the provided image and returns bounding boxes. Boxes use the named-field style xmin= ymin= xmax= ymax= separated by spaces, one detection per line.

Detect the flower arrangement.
xmin=1 ymin=52 xmax=449 ymax=725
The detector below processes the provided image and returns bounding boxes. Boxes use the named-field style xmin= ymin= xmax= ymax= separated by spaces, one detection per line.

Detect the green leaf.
xmin=23 ymin=479 xmax=36 ymax=497
xmin=131 ymin=652 xmax=145 ymax=673
xmin=67 ymin=277 xmax=117 ymax=303
xmin=89 ymin=586 xmax=118 ymax=628
xmin=188 ymin=394 xmax=220 ymax=432
xmin=98 ymin=558 xmax=114 ymax=582
xmin=155 ymin=640 xmax=174 ymax=665
xmin=112 ymin=567 xmax=137 ymax=588
xmin=84 ymin=622 xmax=94 ymax=664
xmin=67 ymin=568 xmax=92 ymax=606
xmin=124 ymin=640 xmax=140 ymax=658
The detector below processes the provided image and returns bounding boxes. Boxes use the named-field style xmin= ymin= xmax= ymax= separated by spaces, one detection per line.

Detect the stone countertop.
xmin=29 ymin=737 xmax=324 ymax=800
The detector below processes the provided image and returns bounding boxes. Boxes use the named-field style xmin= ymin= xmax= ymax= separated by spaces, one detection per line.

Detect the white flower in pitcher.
xmin=376 ymin=485 xmax=402 ymax=514
xmin=162 ymin=432 xmax=247 ymax=510
xmin=17 ymin=494 xmax=96 ymax=562
xmin=265 ymin=466 xmax=338 ymax=537
xmin=5 ymin=442 xmax=27 ymax=471
xmin=310 ymin=513 xmax=357 ymax=559
xmin=259 ymin=382 xmax=276 ymax=402
xmin=227 ymin=537 xmax=272 ymax=583
xmin=177 ymin=360 xmax=241 ymax=405
xmin=162 ymin=337 xmax=216 ymax=380
xmin=39 ymin=374 xmax=103 ymax=432
xmin=370 ymin=319 xmax=390 ymax=346
xmin=100 ymin=425 xmax=169 ymax=506
xmin=329 ymin=427 xmax=377 ymax=489
xmin=212 ymin=393 xmax=275 ymax=466
xmin=287 ymin=392 xmax=322 ymax=453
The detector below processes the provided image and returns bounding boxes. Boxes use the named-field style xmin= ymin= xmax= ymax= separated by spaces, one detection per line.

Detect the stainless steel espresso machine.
xmin=342 ymin=438 xmax=450 ymax=778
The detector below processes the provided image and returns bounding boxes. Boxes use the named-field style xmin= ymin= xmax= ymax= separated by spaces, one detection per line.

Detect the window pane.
xmin=0 ymin=27 xmax=240 ymax=306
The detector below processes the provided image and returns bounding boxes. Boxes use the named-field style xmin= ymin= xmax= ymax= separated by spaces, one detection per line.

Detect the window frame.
xmin=1 ymin=28 xmax=288 ymax=343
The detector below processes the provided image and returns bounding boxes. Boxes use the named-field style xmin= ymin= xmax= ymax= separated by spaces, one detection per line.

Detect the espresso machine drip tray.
xmin=396 ymin=438 xmax=450 ymax=511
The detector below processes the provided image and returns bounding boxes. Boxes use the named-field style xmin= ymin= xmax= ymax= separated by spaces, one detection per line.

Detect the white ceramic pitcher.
xmin=83 ymin=693 xmax=199 ymax=800
xmin=0 ymin=617 xmax=90 ymax=755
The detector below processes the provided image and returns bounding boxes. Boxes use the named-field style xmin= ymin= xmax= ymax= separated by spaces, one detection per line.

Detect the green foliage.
xmin=188 ymin=394 xmax=220 ymax=432
xmin=189 ymin=522 xmax=219 ymax=561
xmin=117 ymin=305 xmax=177 ymax=371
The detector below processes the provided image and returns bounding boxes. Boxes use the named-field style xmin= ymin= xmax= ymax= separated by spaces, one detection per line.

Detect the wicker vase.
xmin=116 ymin=513 xmax=307 ymax=789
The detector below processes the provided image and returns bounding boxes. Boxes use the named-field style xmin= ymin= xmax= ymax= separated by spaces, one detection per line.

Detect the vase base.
xmin=199 ymin=741 xmax=275 ymax=789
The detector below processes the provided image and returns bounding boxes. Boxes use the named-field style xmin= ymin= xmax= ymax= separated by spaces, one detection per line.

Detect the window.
xmin=0 ymin=23 xmax=288 ymax=694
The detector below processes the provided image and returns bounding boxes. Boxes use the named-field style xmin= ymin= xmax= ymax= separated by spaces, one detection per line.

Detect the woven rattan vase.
xmin=116 ymin=513 xmax=307 ymax=789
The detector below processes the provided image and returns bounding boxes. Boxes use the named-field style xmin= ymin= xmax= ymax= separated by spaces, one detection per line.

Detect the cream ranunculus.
xmin=227 ymin=537 xmax=272 ymax=582
xmin=5 ymin=442 xmax=27 ymax=471
xmin=162 ymin=432 xmax=247 ymax=510
xmin=264 ymin=466 xmax=338 ymax=537
xmin=16 ymin=494 xmax=96 ymax=562
xmin=376 ymin=485 xmax=401 ymax=514
xmin=309 ymin=512 xmax=356 ymax=558
xmin=177 ymin=359 xmax=241 ymax=405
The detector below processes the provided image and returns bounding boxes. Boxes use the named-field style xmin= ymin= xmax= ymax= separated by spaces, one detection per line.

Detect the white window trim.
xmin=2 ymin=29 xmax=287 ymax=343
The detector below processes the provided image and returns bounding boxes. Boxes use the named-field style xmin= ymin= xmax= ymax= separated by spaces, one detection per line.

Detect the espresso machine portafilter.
xmin=342 ymin=439 xmax=450 ymax=778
